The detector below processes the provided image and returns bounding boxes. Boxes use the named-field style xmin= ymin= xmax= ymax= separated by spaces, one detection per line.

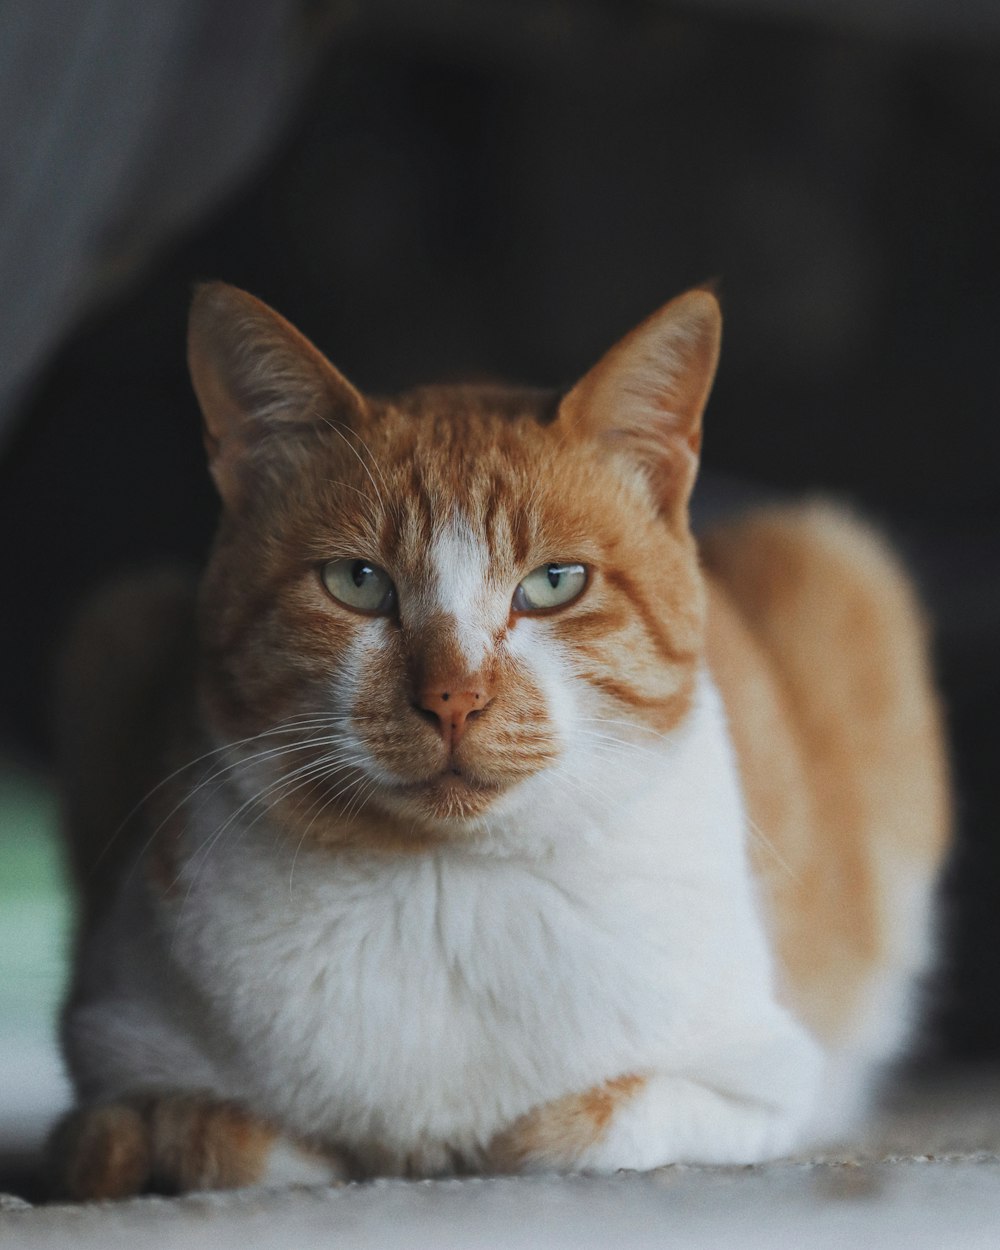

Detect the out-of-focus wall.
xmin=0 ymin=0 xmax=322 ymax=447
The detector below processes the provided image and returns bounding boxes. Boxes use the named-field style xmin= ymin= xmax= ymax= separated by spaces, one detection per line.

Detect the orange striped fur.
xmin=51 ymin=1095 xmax=280 ymax=1199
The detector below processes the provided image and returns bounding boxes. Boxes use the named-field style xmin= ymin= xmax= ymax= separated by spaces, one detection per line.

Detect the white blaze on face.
xmin=427 ymin=517 xmax=501 ymax=671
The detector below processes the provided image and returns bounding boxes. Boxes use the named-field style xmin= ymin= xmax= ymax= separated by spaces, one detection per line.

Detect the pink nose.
xmin=417 ymin=685 xmax=491 ymax=750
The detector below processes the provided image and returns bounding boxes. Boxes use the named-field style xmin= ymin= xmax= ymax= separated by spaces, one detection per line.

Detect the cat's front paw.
xmin=48 ymin=1102 xmax=151 ymax=1200
xmin=489 ymin=1067 xmax=812 ymax=1174
xmin=48 ymin=1092 xmax=347 ymax=1200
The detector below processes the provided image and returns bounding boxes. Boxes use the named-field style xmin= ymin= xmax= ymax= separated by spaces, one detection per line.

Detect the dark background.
xmin=1 ymin=1 xmax=998 ymax=1058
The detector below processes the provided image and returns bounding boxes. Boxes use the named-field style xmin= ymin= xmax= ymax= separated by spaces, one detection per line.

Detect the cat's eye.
xmin=320 ymin=558 xmax=396 ymax=615
xmin=512 ymin=562 xmax=587 ymax=613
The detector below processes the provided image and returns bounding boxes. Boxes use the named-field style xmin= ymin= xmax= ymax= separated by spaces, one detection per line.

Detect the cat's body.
xmin=51 ymin=286 xmax=949 ymax=1198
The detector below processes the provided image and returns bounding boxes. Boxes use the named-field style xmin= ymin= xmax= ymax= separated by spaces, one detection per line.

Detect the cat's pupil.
xmin=352 ymin=561 xmax=374 ymax=588
xmin=547 ymin=565 xmax=562 ymax=589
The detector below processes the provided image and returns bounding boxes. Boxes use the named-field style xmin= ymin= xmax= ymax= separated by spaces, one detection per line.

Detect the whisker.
xmin=342 ymin=773 xmax=379 ymax=825
xmin=287 ymin=771 xmax=369 ymax=894
xmin=576 ymin=730 xmax=800 ymax=880
xmin=170 ymin=751 xmax=366 ymax=937
xmin=90 ymin=713 xmax=358 ymax=873
xmin=318 ymin=416 xmax=387 ymax=516
xmin=281 ymin=750 xmax=370 ymax=860
xmin=122 ymin=734 xmax=361 ymax=891
xmin=287 ymin=769 xmax=379 ymax=891
xmin=745 ymin=818 xmax=799 ymax=881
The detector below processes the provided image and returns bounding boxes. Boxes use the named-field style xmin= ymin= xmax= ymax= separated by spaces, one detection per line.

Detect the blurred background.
xmin=1 ymin=0 xmax=998 ymax=1197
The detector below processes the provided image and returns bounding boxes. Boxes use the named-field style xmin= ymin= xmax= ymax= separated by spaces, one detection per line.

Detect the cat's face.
xmin=189 ymin=285 xmax=720 ymax=851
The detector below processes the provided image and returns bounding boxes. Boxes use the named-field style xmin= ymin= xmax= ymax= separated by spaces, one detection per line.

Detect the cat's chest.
xmin=176 ymin=839 xmax=698 ymax=1148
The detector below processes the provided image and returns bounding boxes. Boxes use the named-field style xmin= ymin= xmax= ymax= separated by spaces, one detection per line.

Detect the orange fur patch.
xmin=49 ymin=1103 xmax=151 ymax=1201
xmin=49 ymin=1094 xmax=287 ymax=1199
xmin=490 ymin=1075 xmax=646 ymax=1172
xmin=702 ymin=503 xmax=950 ymax=1041
xmin=145 ymin=1093 xmax=277 ymax=1193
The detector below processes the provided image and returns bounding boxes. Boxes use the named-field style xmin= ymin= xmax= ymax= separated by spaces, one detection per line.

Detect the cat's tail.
xmin=54 ymin=569 xmax=199 ymax=927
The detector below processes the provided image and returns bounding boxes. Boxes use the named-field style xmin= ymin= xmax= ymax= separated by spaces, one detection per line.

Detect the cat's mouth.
xmin=383 ymin=767 xmax=506 ymax=821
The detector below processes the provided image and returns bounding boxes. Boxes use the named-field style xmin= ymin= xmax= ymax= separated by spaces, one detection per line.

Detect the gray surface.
xmin=4 ymin=1157 xmax=1000 ymax=1250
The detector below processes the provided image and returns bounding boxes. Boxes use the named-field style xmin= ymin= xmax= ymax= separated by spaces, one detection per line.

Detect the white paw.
xmin=580 ymin=1029 xmax=823 ymax=1171
xmin=579 ymin=1076 xmax=803 ymax=1171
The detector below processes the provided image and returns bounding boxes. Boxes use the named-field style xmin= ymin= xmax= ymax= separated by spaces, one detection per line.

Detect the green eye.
xmin=321 ymin=558 xmax=396 ymax=615
xmin=513 ymin=562 xmax=587 ymax=612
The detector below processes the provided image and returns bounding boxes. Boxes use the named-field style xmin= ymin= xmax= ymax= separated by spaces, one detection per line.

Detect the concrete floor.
xmin=4 ymin=1070 xmax=1000 ymax=1249
xmin=5 ymin=1157 xmax=1000 ymax=1250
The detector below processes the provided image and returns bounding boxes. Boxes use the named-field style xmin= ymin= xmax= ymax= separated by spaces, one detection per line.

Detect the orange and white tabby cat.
xmin=51 ymin=283 xmax=949 ymax=1199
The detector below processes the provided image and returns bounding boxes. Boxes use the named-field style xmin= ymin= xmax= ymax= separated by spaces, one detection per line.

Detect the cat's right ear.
xmin=188 ymin=282 xmax=364 ymax=506
xmin=556 ymin=288 xmax=721 ymax=525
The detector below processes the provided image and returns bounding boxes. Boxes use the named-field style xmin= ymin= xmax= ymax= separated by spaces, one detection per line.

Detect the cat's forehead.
xmin=291 ymin=380 xmax=659 ymax=584
xmin=360 ymin=385 xmax=576 ymax=518
xmin=369 ymin=384 xmax=563 ymax=467
xmin=319 ymin=384 xmax=607 ymax=573
xmin=389 ymin=383 xmax=563 ymax=429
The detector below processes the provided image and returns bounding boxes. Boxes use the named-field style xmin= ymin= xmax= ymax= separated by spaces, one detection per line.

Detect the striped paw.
xmin=48 ymin=1092 xmax=347 ymax=1200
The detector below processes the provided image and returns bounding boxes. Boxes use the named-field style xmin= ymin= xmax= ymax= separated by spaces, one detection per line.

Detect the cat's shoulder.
xmin=56 ymin=568 xmax=200 ymax=923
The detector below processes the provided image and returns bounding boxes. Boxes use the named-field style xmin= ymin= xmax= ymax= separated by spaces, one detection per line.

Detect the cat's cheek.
xmin=505 ymin=619 xmax=577 ymax=748
xmin=503 ymin=618 xmax=632 ymax=826
xmin=324 ymin=628 xmax=368 ymax=719
xmin=331 ymin=620 xmax=407 ymax=740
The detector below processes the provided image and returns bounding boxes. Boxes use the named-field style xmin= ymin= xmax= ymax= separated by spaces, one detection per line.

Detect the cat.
xmin=49 ymin=282 xmax=950 ymax=1199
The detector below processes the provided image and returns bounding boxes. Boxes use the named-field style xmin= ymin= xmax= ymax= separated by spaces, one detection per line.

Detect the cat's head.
xmin=188 ymin=283 xmax=720 ymax=852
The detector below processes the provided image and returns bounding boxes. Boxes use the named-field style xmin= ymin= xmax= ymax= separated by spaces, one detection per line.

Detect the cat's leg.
xmin=49 ymin=1092 xmax=347 ymax=1200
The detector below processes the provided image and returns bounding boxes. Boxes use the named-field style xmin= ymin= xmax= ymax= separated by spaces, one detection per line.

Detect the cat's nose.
xmin=416 ymin=683 xmax=492 ymax=750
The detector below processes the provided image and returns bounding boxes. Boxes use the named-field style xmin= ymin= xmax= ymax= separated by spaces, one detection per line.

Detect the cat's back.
xmin=700 ymin=502 xmax=950 ymax=1051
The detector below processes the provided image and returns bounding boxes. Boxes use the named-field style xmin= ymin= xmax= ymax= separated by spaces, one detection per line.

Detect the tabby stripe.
xmin=509 ymin=505 xmax=533 ymax=569
xmin=602 ymin=567 xmax=698 ymax=664
xmin=559 ymin=606 xmax=631 ymax=639
xmin=481 ymin=481 xmax=503 ymax=564
xmin=583 ymin=671 xmax=694 ymax=727
xmin=583 ymin=672 xmax=670 ymax=708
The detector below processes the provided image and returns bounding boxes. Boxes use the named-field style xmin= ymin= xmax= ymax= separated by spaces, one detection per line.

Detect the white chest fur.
xmin=155 ymin=675 xmax=814 ymax=1166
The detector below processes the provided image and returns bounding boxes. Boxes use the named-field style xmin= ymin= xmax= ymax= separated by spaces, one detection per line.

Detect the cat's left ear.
xmin=188 ymin=282 xmax=365 ymax=506
xmin=557 ymin=288 xmax=721 ymax=521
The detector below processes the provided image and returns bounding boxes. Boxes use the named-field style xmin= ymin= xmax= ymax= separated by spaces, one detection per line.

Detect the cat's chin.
xmin=379 ymin=769 xmax=508 ymax=826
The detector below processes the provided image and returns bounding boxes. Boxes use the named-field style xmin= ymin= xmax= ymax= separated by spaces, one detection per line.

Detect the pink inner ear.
xmin=187 ymin=282 xmax=367 ymax=506
xmin=188 ymin=282 xmax=364 ymax=443
xmin=556 ymin=289 xmax=721 ymax=515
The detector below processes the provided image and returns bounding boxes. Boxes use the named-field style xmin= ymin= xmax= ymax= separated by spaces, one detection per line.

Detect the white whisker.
xmin=318 ymin=416 xmax=388 ymax=517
